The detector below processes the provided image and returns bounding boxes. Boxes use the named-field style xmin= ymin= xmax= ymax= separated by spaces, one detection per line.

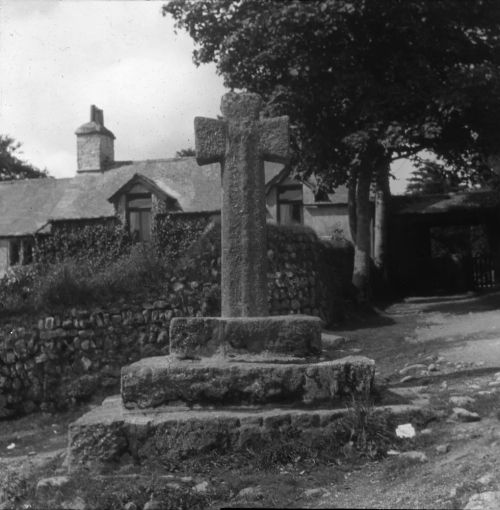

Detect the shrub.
xmin=30 ymin=244 xmax=171 ymax=310
xmin=32 ymin=261 xmax=94 ymax=309
xmin=96 ymin=242 xmax=170 ymax=298
xmin=35 ymin=218 xmax=130 ymax=268
xmin=0 ymin=264 xmax=40 ymax=313
xmin=154 ymin=212 xmax=214 ymax=263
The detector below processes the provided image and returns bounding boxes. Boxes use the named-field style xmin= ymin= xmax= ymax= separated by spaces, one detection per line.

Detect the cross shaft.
xmin=195 ymin=92 xmax=289 ymax=317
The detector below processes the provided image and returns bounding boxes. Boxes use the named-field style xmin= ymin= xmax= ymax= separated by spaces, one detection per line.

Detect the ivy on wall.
xmin=3 ymin=212 xmax=353 ymax=326
xmin=153 ymin=212 xmax=215 ymax=263
xmin=35 ymin=218 xmax=131 ymax=268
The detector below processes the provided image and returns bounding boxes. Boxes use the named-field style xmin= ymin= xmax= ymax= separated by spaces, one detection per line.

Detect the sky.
xmin=0 ymin=0 xmax=412 ymax=193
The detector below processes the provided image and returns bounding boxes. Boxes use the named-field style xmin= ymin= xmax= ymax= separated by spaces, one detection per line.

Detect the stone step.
xmin=121 ymin=355 xmax=375 ymax=409
xmin=169 ymin=315 xmax=322 ymax=358
xmin=68 ymin=395 xmax=430 ymax=469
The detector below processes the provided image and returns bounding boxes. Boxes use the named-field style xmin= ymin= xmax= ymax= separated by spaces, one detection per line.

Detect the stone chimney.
xmin=75 ymin=105 xmax=115 ymax=173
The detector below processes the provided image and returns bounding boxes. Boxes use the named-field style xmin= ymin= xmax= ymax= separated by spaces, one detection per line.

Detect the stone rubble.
xmin=237 ymin=486 xmax=264 ymax=501
xmin=450 ymin=396 xmax=476 ymax=407
xmin=435 ymin=443 xmax=451 ymax=454
xmin=399 ymin=451 xmax=428 ymax=463
xmin=465 ymin=491 xmax=500 ymax=510
xmin=451 ymin=407 xmax=481 ymax=422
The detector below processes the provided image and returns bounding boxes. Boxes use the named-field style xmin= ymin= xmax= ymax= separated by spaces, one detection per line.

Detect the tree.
xmin=164 ymin=0 xmax=500 ymax=301
xmin=405 ymin=158 xmax=492 ymax=195
xmin=0 ymin=135 xmax=47 ymax=181
xmin=175 ymin=147 xmax=196 ymax=157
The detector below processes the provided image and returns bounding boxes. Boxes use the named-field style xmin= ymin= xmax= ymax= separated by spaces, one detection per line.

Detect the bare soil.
xmin=2 ymin=291 xmax=500 ymax=509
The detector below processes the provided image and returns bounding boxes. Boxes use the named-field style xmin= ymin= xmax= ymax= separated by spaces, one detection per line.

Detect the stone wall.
xmin=0 ymin=300 xmax=182 ymax=417
xmin=0 ymin=222 xmax=350 ymax=417
xmin=266 ymin=224 xmax=343 ymax=323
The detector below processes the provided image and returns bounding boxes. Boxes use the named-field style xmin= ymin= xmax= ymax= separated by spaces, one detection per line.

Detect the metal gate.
xmin=472 ymin=254 xmax=497 ymax=290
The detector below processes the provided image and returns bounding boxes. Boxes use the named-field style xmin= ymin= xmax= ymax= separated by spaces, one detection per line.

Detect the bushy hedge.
xmin=2 ymin=215 xmax=351 ymax=324
xmin=153 ymin=212 xmax=214 ymax=263
xmin=0 ymin=244 xmax=170 ymax=314
xmin=35 ymin=217 xmax=131 ymax=268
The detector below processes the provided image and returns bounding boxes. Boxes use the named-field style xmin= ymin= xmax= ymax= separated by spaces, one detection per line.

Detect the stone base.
xmin=169 ymin=315 xmax=322 ymax=358
xmin=67 ymin=395 xmax=427 ymax=469
xmin=121 ymin=355 xmax=375 ymax=408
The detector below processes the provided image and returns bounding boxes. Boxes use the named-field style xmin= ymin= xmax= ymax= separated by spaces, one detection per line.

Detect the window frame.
xmin=126 ymin=192 xmax=153 ymax=242
xmin=276 ymin=184 xmax=303 ymax=225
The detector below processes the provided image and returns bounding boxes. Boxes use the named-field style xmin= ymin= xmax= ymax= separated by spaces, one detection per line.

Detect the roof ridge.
xmin=130 ymin=157 xmax=196 ymax=164
xmin=0 ymin=177 xmax=70 ymax=186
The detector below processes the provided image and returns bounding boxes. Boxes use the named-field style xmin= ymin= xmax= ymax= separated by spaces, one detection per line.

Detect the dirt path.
xmin=2 ymin=292 xmax=500 ymax=509
xmin=313 ymin=291 xmax=500 ymax=509
xmin=334 ymin=291 xmax=500 ymax=379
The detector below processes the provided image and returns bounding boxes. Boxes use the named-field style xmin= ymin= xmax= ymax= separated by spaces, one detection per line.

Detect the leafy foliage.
xmin=153 ymin=212 xmax=213 ymax=263
xmin=406 ymin=159 xmax=493 ymax=195
xmin=164 ymin=0 xmax=500 ymax=183
xmin=35 ymin=218 xmax=131 ymax=269
xmin=175 ymin=147 xmax=196 ymax=157
xmin=0 ymin=265 xmax=38 ymax=313
xmin=0 ymin=135 xmax=48 ymax=181
xmin=164 ymin=0 xmax=500 ymax=299
xmin=406 ymin=160 xmax=466 ymax=195
xmin=32 ymin=244 xmax=169 ymax=310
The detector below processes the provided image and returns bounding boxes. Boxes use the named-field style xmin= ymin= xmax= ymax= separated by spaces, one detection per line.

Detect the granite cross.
xmin=195 ymin=92 xmax=289 ymax=318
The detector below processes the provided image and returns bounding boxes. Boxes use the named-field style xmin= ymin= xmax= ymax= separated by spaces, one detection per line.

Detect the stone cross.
xmin=195 ymin=92 xmax=289 ymax=317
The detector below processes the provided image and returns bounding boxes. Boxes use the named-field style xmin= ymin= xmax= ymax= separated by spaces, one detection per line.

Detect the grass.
xmin=1 ymin=470 xmax=213 ymax=510
xmin=0 ymin=393 xmax=449 ymax=510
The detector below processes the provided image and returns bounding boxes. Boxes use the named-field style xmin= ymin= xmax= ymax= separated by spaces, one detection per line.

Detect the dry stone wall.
xmin=0 ymin=222 xmax=349 ymax=417
xmin=0 ymin=301 xmax=173 ymax=417
xmin=266 ymin=224 xmax=344 ymax=323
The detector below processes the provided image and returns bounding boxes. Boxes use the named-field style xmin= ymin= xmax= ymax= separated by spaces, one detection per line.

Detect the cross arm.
xmin=194 ymin=117 xmax=226 ymax=165
xmin=259 ymin=116 xmax=290 ymax=164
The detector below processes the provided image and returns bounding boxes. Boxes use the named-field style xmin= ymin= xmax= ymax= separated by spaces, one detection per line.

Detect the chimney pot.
xmin=90 ymin=105 xmax=104 ymax=125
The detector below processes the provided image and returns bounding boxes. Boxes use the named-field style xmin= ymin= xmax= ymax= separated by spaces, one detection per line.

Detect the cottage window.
xmin=9 ymin=240 xmax=20 ymax=266
xmin=8 ymin=238 xmax=33 ymax=266
xmin=277 ymin=185 xmax=303 ymax=225
xmin=127 ymin=192 xmax=152 ymax=242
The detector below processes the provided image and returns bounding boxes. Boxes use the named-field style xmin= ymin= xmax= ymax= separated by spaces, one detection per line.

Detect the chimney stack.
xmin=75 ymin=105 xmax=115 ymax=173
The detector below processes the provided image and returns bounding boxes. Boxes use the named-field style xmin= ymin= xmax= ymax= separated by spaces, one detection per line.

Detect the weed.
xmin=0 ymin=470 xmax=32 ymax=506
xmin=255 ymin=428 xmax=313 ymax=470
xmin=328 ymin=397 xmax=399 ymax=459
xmin=240 ymin=398 xmax=399 ymax=472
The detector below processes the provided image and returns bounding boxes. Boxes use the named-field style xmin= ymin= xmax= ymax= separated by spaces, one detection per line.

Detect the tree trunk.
xmin=373 ymin=161 xmax=391 ymax=288
xmin=352 ymin=167 xmax=373 ymax=302
xmin=347 ymin=170 xmax=357 ymax=243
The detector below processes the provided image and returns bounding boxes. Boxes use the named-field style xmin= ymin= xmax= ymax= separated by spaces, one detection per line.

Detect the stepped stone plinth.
xmin=67 ymin=92 xmax=377 ymax=470
xmin=70 ymin=394 xmax=392 ymax=467
xmin=68 ymin=328 xmax=375 ymax=469
xmin=121 ymin=355 xmax=374 ymax=409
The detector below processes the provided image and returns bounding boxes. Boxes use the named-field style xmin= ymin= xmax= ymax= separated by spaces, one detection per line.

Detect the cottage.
xmin=0 ymin=106 xmax=349 ymax=276
xmin=2 ymin=106 xmax=499 ymax=295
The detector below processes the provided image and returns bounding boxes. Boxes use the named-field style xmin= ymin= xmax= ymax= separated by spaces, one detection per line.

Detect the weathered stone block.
xmin=170 ymin=315 xmax=322 ymax=357
xmin=121 ymin=355 xmax=374 ymax=408
xmin=68 ymin=397 xmax=424 ymax=469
